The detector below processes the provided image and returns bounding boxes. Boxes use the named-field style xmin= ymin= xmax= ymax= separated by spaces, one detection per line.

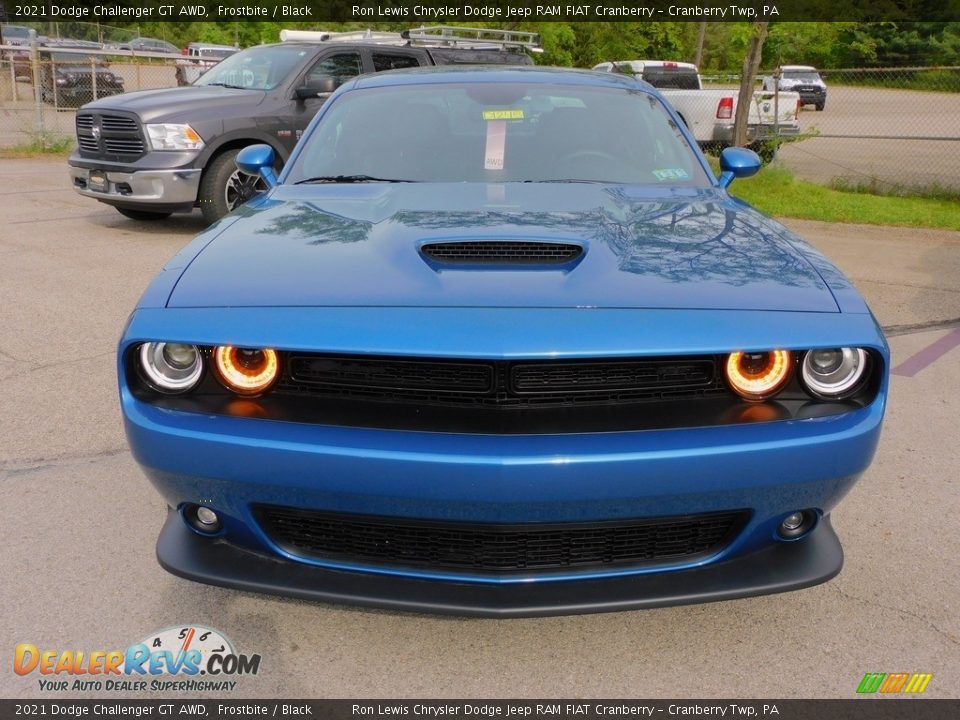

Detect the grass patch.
xmin=722 ymin=163 xmax=960 ymax=231
xmin=0 ymin=133 xmax=74 ymax=158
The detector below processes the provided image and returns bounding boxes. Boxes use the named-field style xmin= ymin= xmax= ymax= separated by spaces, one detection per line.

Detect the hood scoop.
xmin=420 ymin=240 xmax=584 ymax=268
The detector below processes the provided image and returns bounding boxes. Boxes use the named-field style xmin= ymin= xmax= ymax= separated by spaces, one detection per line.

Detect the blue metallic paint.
xmin=119 ymin=68 xmax=889 ymax=611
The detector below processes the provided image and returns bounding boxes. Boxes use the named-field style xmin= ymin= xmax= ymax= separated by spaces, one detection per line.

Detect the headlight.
xmin=145 ymin=123 xmax=204 ymax=151
xmin=138 ymin=342 xmax=203 ymax=394
xmin=801 ymin=348 xmax=868 ymax=398
xmin=103 ymin=72 xmax=114 ymax=83
xmin=725 ymin=350 xmax=792 ymax=401
xmin=213 ymin=346 xmax=279 ymax=396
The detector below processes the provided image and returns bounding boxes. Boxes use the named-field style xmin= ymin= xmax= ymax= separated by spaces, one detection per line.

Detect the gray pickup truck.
xmin=68 ymin=30 xmax=534 ymax=224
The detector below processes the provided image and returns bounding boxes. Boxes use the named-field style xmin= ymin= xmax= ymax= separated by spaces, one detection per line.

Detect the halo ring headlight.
xmin=213 ymin=346 xmax=279 ymax=396
xmin=801 ymin=348 xmax=868 ymax=398
xmin=725 ymin=350 xmax=793 ymax=401
xmin=138 ymin=342 xmax=203 ymax=394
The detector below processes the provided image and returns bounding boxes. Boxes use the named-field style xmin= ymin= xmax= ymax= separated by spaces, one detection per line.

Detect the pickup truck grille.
xmin=75 ymin=112 xmax=145 ymax=160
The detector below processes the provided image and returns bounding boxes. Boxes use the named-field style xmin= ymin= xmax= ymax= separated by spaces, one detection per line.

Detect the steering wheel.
xmin=558 ymin=150 xmax=620 ymax=166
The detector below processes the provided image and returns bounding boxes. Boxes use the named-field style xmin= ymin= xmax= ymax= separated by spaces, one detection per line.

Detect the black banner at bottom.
xmin=1 ymin=700 xmax=957 ymax=720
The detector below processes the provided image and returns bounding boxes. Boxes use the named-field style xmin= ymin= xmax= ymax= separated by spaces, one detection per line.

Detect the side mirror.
xmin=295 ymin=75 xmax=338 ymax=99
xmin=718 ymin=147 xmax=762 ymax=188
xmin=236 ymin=144 xmax=278 ymax=189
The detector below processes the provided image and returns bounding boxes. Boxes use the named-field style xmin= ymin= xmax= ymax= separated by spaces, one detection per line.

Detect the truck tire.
xmin=199 ymin=148 xmax=272 ymax=225
xmin=116 ymin=208 xmax=172 ymax=221
xmin=815 ymin=102 xmax=825 ymax=111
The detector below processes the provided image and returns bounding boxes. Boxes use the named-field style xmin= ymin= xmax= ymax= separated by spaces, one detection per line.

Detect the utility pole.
xmin=733 ymin=22 xmax=769 ymax=148
xmin=694 ymin=22 xmax=706 ymax=67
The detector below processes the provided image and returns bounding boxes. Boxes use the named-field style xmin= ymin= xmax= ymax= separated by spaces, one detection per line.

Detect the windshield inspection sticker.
xmin=653 ymin=168 xmax=690 ymax=181
xmin=482 ymin=109 xmax=525 ymax=120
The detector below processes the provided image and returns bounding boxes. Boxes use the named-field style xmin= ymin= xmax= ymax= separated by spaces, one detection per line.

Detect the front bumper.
xmin=69 ymin=165 xmax=201 ymax=211
xmin=158 ymin=508 xmax=843 ymax=617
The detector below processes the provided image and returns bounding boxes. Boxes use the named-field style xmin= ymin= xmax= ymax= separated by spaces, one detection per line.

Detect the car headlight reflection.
xmin=725 ymin=350 xmax=793 ymax=401
xmin=145 ymin=123 xmax=204 ymax=151
xmin=801 ymin=348 xmax=868 ymax=398
xmin=213 ymin=346 xmax=279 ymax=396
xmin=138 ymin=342 xmax=203 ymax=394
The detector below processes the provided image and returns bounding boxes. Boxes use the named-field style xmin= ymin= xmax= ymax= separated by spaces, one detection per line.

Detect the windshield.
xmin=783 ymin=71 xmax=821 ymax=82
xmin=3 ymin=25 xmax=30 ymax=40
xmin=287 ymin=83 xmax=708 ymax=186
xmin=195 ymin=44 xmax=307 ymax=90
xmin=50 ymin=53 xmax=100 ymax=63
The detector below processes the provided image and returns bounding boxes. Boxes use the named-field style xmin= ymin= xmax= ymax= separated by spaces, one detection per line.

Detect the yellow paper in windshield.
xmin=482 ymin=109 xmax=525 ymax=121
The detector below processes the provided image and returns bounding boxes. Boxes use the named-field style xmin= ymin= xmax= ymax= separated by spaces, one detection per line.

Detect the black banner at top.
xmin=2 ymin=0 xmax=959 ymax=23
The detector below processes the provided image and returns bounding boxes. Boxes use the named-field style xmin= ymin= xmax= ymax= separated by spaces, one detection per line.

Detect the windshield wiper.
xmin=295 ymin=175 xmax=417 ymax=185
xmin=519 ymin=179 xmax=606 ymax=184
xmin=203 ymin=82 xmax=248 ymax=89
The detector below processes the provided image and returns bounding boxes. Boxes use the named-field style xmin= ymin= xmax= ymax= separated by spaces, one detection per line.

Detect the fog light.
xmin=778 ymin=510 xmax=815 ymax=539
xmin=185 ymin=504 xmax=221 ymax=533
xmin=782 ymin=512 xmax=804 ymax=530
xmin=196 ymin=506 xmax=219 ymax=526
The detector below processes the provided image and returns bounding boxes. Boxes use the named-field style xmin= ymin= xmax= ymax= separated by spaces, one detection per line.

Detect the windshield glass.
xmin=783 ymin=71 xmax=821 ymax=82
xmin=51 ymin=52 xmax=99 ymax=63
xmin=288 ymin=83 xmax=708 ymax=186
xmin=195 ymin=44 xmax=306 ymax=90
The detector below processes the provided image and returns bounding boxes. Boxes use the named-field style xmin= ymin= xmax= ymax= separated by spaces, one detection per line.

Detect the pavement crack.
xmin=883 ymin=317 xmax=960 ymax=336
xmin=830 ymin=584 xmax=960 ymax=648
xmin=4 ymin=350 xmax=115 ymax=379
xmin=0 ymin=448 xmax=130 ymax=476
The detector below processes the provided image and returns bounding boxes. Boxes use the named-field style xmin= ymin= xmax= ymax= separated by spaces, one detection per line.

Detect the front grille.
xmin=101 ymin=115 xmax=137 ymax=132
xmin=76 ymin=112 xmax=144 ymax=160
xmin=104 ymin=137 xmax=145 ymax=154
xmin=255 ymin=506 xmax=749 ymax=575
xmin=421 ymin=241 xmax=583 ymax=264
xmin=289 ymin=356 xmax=493 ymax=395
xmin=281 ymin=354 xmax=722 ymax=408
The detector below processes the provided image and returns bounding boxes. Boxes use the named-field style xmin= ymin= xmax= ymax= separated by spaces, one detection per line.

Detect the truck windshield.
xmin=783 ymin=71 xmax=821 ymax=82
xmin=288 ymin=83 xmax=709 ymax=186
xmin=195 ymin=45 xmax=307 ymax=90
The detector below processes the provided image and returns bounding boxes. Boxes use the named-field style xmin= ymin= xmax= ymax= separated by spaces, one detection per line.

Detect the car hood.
xmin=167 ymin=184 xmax=839 ymax=312
xmin=81 ymin=86 xmax=263 ymax=121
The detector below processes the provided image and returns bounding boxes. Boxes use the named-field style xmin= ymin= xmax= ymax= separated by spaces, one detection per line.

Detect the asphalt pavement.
xmin=0 ymin=157 xmax=958 ymax=699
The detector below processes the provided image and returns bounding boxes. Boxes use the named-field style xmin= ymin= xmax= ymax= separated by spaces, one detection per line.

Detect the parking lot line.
xmin=892 ymin=328 xmax=960 ymax=377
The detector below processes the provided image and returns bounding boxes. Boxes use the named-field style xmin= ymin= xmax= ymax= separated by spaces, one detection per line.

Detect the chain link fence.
xmin=2 ymin=46 xmax=958 ymax=195
xmin=771 ymin=66 xmax=960 ymax=196
xmin=1 ymin=44 xmax=184 ymax=147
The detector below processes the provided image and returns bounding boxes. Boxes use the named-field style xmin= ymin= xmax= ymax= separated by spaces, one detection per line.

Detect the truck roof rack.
xmin=279 ymin=25 xmax=542 ymax=52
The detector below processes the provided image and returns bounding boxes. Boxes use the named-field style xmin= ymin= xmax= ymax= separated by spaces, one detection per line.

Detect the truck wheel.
xmin=116 ymin=208 xmax=172 ymax=221
xmin=815 ymin=102 xmax=825 ymax=111
xmin=199 ymin=148 xmax=272 ymax=225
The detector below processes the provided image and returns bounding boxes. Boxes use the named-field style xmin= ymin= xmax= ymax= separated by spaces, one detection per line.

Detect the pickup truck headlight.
xmin=145 ymin=123 xmax=204 ymax=151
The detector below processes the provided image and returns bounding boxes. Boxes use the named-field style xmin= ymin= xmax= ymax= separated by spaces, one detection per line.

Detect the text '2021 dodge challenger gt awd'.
xmin=119 ymin=67 xmax=888 ymax=617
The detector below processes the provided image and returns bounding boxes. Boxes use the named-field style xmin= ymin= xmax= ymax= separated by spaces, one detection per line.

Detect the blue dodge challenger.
xmin=119 ymin=67 xmax=888 ymax=616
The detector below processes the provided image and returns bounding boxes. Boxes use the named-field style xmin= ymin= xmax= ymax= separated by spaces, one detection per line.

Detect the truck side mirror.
xmin=296 ymin=75 xmax=338 ymax=99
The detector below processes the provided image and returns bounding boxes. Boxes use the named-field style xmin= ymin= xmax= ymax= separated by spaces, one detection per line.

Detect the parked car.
xmin=118 ymin=67 xmax=889 ymax=617
xmin=763 ymin=65 xmax=828 ymax=111
xmin=68 ymin=26 xmax=538 ymax=224
xmin=175 ymin=43 xmax=238 ymax=87
xmin=593 ymin=60 xmax=801 ymax=159
xmin=38 ymin=46 xmax=124 ymax=107
xmin=117 ymin=37 xmax=180 ymax=55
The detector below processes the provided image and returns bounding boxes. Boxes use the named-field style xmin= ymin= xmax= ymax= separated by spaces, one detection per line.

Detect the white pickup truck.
xmin=592 ymin=60 xmax=801 ymax=157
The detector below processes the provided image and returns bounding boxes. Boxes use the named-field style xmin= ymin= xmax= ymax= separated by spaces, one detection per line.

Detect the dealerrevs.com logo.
xmin=14 ymin=625 xmax=261 ymax=693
